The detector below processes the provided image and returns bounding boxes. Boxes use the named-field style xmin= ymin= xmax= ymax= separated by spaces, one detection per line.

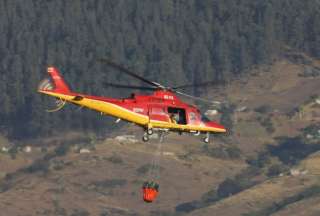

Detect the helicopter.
xmin=38 ymin=59 xmax=226 ymax=143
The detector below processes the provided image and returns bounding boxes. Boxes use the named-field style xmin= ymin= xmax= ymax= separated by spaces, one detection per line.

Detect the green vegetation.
xmin=287 ymin=107 xmax=300 ymax=118
xmin=177 ymin=124 xmax=320 ymax=214
xmin=266 ymin=163 xmax=289 ymax=177
xmin=50 ymin=159 xmax=73 ymax=171
xmin=0 ymin=1 xmax=319 ymax=139
xmin=302 ymin=123 xmax=320 ymax=140
xmin=88 ymin=178 xmax=127 ymax=196
xmin=149 ymin=210 xmax=177 ymax=216
xmin=92 ymin=179 xmax=127 ymax=189
xmin=254 ymin=105 xmax=272 ymax=114
xmin=54 ymin=144 xmax=70 ymax=157
xmin=107 ymin=154 xmax=124 ymax=165
xmin=298 ymin=66 xmax=320 ymax=77
xmin=175 ymin=166 xmax=259 ymax=213
xmin=136 ymin=163 xmax=164 ymax=175
xmin=202 ymin=143 xmax=242 ymax=159
xmin=268 ymin=137 xmax=320 ymax=165
xmin=100 ymin=207 xmax=138 ymax=216
xmin=23 ymin=159 xmax=50 ymax=174
xmin=246 ymin=150 xmax=288 ymax=177
xmin=220 ymin=104 xmax=236 ymax=135
xmin=246 ymin=151 xmax=272 ymax=168
xmin=52 ymin=198 xmax=67 ymax=216
xmin=136 ymin=164 xmax=153 ymax=175
xmin=216 ymin=167 xmax=260 ymax=198
xmin=256 ymin=115 xmax=275 ymax=134
xmin=70 ymin=209 xmax=90 ymax=216
xmin=8 ymin=147 xmax=18 ymax=160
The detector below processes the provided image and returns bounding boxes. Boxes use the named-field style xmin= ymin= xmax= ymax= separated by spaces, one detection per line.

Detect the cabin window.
xmin=168 ymin=107 xmax=187 ymax=124
xmin=151 ymin=107 xmax=165 ymax=115
xmin=201 ymin=114 xmax=211 ymax=123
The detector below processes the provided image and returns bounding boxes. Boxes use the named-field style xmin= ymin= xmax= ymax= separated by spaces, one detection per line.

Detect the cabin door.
xmin=167 ymin=107 xmax=187 ymax=124
xmin=148 ymin=106 xmax=169 ymax=123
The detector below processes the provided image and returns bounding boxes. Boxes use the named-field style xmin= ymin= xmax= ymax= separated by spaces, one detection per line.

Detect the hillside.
xmin=0 ymin=0 xmax=319 ymax=139
xmin=0 ymin=134 xmax=246 ymax=216
xmin=181 ymin=55 xmax=320 ymax=215
xmin=189 ymin=152 xmax=320 ymax=216
xmin=0 ymin=55 xmax=319 ymax=215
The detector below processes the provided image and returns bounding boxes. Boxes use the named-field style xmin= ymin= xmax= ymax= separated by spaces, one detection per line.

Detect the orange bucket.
xmin=142 ymin=181 xmax=159 ymax=203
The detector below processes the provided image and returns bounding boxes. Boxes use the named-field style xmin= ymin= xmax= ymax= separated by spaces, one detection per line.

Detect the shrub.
xmin=201 ymin=189 xmax=220 ymax=203
xmin=243 ymin=185 xmax=320 ymax=216
xmin=93 ymin=179 xmax=127 ymax=189
xmin=107 ymin=154 xmax=123 ymax=164
xmin=217 ymin=178 xmax=242 ymax=198
xmin=175 ymin=167 xmax=260 ymax=214
xmin=257 ymin=116 xmax=275 ymax=134
xmin=24 ymin=159 xmax=49 ymax=174
xmin=254 ymin=105 xmax=272 ymax=114
xmin=286 ymin=107 xmax=299 ymax=118
xmin=54 ymin=144 xmax=69 ymax=156
xmin=225 ymin=145 xmax=242 ymax=159
xmin=202 ymin=144 xmax=241 ymax=159
xmin=136 ymin=164 xmax=153 ymax=175
xmin=220 ymin=103 xmax=236 ymax=135
xmin=70 ymin=209 xmax=90 ymax=216
xmin=205 ymin=147 xmax=229 ymax=159
xmin=267 ymin=164 xmax=288 ymax=177
xmin=136 ymin=164 xmax=164 ymax=175
xmin=150 ymin=210 xmax=177 ymax=216
xmin=175 ymin=201 xmax=203 ymax=213
xmin=302 ymin=123 xmax=320 ymax=137
xmin=268 ymin=137 xmax=320 ymax=165
xmin=8 ymin=147 xmax=18 ymax=159
xmin=246 ymin=151 xmax=271 ymax=168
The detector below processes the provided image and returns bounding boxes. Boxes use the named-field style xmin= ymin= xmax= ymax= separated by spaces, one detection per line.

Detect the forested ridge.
xmin=0 ymin=0 xmax=319 ymax=139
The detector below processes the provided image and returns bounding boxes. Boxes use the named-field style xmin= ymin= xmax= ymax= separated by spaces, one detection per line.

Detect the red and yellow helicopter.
xmin=38 ymin=60 xmax=226 ymax=143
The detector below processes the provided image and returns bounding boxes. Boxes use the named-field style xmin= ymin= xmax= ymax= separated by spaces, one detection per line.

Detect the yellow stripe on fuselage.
xmin=149 ymin=120 xmax=226 ymax=133
xmin=39 ymin=91 xmax=149 ymax=125
xmin=39 ymin=91 xmax=226 ymax=133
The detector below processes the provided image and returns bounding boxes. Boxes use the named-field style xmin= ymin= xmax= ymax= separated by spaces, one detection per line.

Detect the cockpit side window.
xmin=189 ymin=112 xmax=196 ymax=121
xmin=201 ymin=114 xmax=211 ymax=123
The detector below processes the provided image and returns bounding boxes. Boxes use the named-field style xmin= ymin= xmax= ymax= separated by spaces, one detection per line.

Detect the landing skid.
xmin=203 ymin=132 xmax=210 ymax=143
xmin=142 ymin=132 xmax=149 ymax=142
xmin=142 ymin=128 xmax=211 ymax=144
xmin=142 ymin=128 xmax=168 ymax=142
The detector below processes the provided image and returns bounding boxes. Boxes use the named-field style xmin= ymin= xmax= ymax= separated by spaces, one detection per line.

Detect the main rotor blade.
xmin=172 ymin=81 xmax=217 ymax=90
xmin=103 ymin=82 xmax=156 ymax=91
xmin=99 ymin=59 xmax=165 ymax=89
xmin=175 ymin=90 xmax=221 ymax=105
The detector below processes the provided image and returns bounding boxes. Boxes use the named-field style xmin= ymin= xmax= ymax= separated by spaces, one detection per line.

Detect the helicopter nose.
xmin=205 ymin=121 xmax=226 ymax=132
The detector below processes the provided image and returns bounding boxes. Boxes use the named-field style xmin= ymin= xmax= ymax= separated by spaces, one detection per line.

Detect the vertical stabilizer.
xmin=47 ymin=66 xmax=71 ymax=93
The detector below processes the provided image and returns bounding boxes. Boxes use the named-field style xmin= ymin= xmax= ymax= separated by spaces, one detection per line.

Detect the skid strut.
xmin=204 ymin=132 xmax=210 ymax=143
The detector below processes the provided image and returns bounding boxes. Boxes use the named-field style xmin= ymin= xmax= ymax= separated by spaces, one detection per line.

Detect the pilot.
xmin=170 ymin=113 xmax=179 ymax=124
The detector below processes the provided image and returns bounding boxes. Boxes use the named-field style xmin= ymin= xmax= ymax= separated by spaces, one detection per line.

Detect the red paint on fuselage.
xmin=40 ymin=66 xmax=225 ymax=133
xmin=83 ymin=89 xmax=224 ymax=130
xmin=42 ymin=87 xmax=225 ymax=132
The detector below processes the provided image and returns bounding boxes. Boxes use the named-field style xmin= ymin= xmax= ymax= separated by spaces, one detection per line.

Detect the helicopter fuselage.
xmin=40 ymin=89 xmax=225 ymax=133
xmin=38 ymin=67 xmax=226 ymax=142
